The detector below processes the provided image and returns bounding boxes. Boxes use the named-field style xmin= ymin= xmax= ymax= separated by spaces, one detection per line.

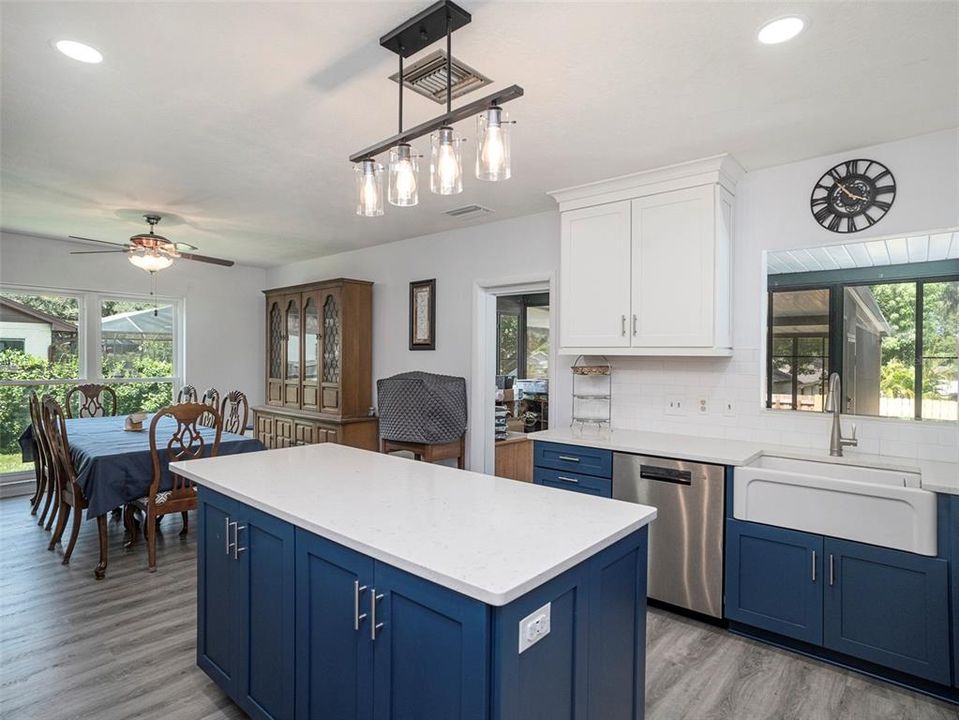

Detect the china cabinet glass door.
xmin=267 ymin=298 xmax=284 ymax=405
xmin=302 ymin=294 xmax=321 ymax=412
xmin=284 ymin=296 xmax=301 ymax=407
xmin=320 ymin=290 xmax=342 ymax=414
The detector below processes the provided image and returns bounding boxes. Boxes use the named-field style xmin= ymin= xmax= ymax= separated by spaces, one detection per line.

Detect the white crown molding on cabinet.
xmin=547 ymin=154 xmax=746 ymax=212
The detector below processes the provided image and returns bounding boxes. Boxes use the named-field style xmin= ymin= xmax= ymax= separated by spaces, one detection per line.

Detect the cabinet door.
xmin=823 ymin=538 xmax=950 ymax=685
xmin=560 ymin=202 xmax=631 ymax=348
xmin=197 ymin=491 xmax=240 ymax=696
xmin=295 ymin=530 xmax=374 ymax=720
xmin=320 ymin=289 xmax=343 ymax=414
xmin=372 ymin=563 xmax=489 ymax=720
xmin=256 ymin=413 xmax=275 ymax=449
xmin=266 ymin=297 xmax=284 ymax=405
xmin=301 ymin=292 xmax=322 ymax=412
xmin=274 ymin=418 xmax=294 ymax=448
xmin=235 ymin=505 xmax=296 ymax=720
xmin=534 ymin=467 xmax=612 ymax=497
xmin=725 ymin=519 xmax=823 ymax=644
xmin=631 ymin=185 xmax=714 ymax=347
xmin=294 ymin=421 xmax=316 ymax=446
xmin=283 ymin=294 xmax=302 ymax=408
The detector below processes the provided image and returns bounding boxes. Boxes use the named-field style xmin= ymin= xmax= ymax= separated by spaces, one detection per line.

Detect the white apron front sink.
xmin=734 ymin=456 xmax=937 ymax=556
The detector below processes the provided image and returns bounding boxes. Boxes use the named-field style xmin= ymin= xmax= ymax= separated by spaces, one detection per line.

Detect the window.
xmin=496 ymin=293 xmax=549 ymax=379
xmin=0 ymin=288 xmax=182 ymax=478
xmin=767 ymin=273 xmax=958 ymax=421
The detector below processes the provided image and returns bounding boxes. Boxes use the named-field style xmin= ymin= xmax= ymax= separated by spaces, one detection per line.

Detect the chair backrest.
xmin=199 ymin=388 xmax=220 ymax=428
xmin=65 ymin=383 xmax=117 ymax=418
xmin=41 ymin=395 xmax=76 ymax=493
xmin=220 ymin=390 xmax=249 ymax=435
xmin=148 ymin=402 xmax=222 ymax=501
xmin=177 ymin=385 xmax=198 ymax=404
xmin=28 ymin=392 xmax=52 ymax=486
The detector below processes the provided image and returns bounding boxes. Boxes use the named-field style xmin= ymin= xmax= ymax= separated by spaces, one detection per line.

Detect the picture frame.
xmin=409 ymin=278 xmax=436 ymax=350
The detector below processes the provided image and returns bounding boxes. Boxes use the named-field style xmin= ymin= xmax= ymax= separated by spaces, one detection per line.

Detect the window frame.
xmin=766 ymin=260 xmax=959 ymax=421
xmin=495 ymin=292 xmax=549 ymax=379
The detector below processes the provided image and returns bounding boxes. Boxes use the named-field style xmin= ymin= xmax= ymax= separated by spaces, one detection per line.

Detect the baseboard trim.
xmin=0 ymin=477 xmax=36 ymax=499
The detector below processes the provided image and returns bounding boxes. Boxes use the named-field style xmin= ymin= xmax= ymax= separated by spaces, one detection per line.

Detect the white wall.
xmin=0 ymin=231 xmax=267 ymax=405
xmin=267 ymin=128 xmax=958 ymax=467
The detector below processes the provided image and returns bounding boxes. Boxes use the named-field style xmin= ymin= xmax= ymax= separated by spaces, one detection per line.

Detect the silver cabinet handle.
xmin=370 ymin=588 xmax=384 ymax=640
xmin=234 ymin=524 xmax=247 ymax=559
xmin=828 ymin=554 xmax=835 ymax=586
xmin=353 ymin=579 xmax=368 ymax=631
xmin=225 ymin=516 xmax=232 ymax=555
xmin=557 ymin=476 xmax=580 ymax=484
xmin=621 ymin=314 xmax=626 ymax=336
xmin=557 ymin=455 xmax=580 ymax=463
xmin=811 ymin=550 xmax=816 ymax=582
xmin=632 ymin=314 xmax=638 ymax=336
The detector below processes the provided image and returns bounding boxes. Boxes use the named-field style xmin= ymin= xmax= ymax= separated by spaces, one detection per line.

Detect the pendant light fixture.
xmin=354 ymin=158 xmax=384 ymax=217
xmin=349 ymin=1 xmax=523 ymax=215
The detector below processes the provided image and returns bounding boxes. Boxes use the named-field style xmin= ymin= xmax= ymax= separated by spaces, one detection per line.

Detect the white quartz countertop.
xmin=170 ymin=444 xmax=656 ymax=606
xmin=529 ymin=427 xmax=959 ymax=495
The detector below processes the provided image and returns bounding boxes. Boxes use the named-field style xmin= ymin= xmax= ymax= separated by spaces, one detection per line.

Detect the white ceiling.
xmin=767 ymin=232 xmax=959 ymax=274
xmin=2 ymin=1 xmax=957 ymax=267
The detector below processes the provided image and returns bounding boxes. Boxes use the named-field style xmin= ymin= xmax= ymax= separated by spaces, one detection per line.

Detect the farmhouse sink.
xmin=734 ymin=456 xmax=937 ymax=556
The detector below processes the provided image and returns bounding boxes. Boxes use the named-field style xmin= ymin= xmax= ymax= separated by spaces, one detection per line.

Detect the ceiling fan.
xmin=69 ymin=214 xmax=235 ymax=271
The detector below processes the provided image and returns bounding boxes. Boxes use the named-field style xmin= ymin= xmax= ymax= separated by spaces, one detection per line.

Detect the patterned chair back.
xmin=220 ymin=390 xmax=249 ymax=435
xmin=29 ymin=393 xmax=54 ymax=492
xmin=65 ymin=383 xmax=117 ymax=418
xmin=41 ymin=395 xmax=77 ymax=495
xmin=148 ymin=403 xmax=222 ymax=503
xmin=199 ymin=388 xmax=220 ymax=428
xmin=177 ymin=385 xmax=198 ymax=404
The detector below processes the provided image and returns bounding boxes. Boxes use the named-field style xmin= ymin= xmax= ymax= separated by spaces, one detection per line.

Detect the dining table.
xmin=20 ymin=413 xmax=265 ymax=578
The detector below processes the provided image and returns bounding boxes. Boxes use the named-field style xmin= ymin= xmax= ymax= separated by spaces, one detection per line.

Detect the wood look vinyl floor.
xmin=0 ymin=496 xmax=956 ymax=720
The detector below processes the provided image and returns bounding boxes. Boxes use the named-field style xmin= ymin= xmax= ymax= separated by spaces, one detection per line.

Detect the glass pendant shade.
xmin=430 ymin=126 xmax=464 ymax=195
xmin=128 ymin=251 xmax=174 ymax=272
xmin=476 ymin=106 xmax=511 ymax=181
xmin=354 ymin=159 xmax=384 ymax=217
xmin=388 ymin=143 xmax=419 ymax=206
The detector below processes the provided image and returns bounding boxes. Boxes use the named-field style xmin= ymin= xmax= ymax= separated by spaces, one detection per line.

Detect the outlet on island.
xmin=518 ymin=602 xmax=551 ymax=653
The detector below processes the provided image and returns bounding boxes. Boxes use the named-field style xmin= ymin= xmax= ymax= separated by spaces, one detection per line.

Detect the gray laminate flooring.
xmin=0 ymin=496 xmax=956 ymax=720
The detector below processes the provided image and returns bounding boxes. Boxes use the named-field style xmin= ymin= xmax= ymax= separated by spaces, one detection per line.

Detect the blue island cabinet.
xmin=198 ymin=489 xmax=650 ymax=720
xmin=197 ymin=490 xmax=296 ymax=720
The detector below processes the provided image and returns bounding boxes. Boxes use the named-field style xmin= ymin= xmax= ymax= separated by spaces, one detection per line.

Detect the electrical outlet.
xmin=723 ymin=399 xmax=735 ymax=417
xmin=665 ymin=397 xmax=686 ymax=416
xmin=518 ymin=602 xmax=551 ymax=653
xmin=698 ymin=398 xmax=709 ymax=415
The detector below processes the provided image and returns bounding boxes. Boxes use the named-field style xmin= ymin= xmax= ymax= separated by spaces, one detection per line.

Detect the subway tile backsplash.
xmin=605 ymin=348 xmax=958 ymax=464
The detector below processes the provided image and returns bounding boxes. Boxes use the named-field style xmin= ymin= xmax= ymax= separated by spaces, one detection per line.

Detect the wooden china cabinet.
xmin=253 ymin=279 xmax=378 ymax=451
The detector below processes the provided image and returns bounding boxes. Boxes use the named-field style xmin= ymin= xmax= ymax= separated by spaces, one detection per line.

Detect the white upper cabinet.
xmin=550 ymin=155 xmax=743 ymax=356
xmin=560 ymin=201 xmax=631 ymax=348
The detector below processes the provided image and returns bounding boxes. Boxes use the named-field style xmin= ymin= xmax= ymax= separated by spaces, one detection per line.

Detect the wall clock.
xmin=809 ymin=159 xmax=896 ymax=233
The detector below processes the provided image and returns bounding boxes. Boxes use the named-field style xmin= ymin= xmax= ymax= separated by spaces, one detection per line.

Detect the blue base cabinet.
xmin=533 ymin=442 xmax=613 ymax=498
xmin=197 ymin=490 xmax=296 ymax=720
xmin=726 ymin=518 xmax=952 ymax=687
xmin=198 ymin=488 xmax=650 ymax=720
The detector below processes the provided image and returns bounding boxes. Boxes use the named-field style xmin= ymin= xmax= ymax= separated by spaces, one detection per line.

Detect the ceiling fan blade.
xmin=70 ymin=250 xmax=128 ymax=255
xmin=173 ymin=242 xmax=198 ymax=252
xmin=178 ymin=252 xmax=235 ymax=267
xmin=68 ymin=235 xmax=127 ymax=248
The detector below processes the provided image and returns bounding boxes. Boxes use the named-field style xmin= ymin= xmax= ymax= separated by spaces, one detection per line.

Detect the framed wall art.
xmin=409 ymin=278 xmax=436 ymax=350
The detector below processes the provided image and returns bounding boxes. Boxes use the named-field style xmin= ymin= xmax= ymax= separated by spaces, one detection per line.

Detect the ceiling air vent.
xmin=390 ymin=50 xmax=492 ymax=104
xmin=445 ymin=204 xmax=494 ymax=219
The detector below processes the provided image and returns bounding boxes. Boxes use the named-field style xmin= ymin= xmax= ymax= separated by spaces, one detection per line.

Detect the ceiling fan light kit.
xmin=351 ymin=0 xmax=523 ymax=216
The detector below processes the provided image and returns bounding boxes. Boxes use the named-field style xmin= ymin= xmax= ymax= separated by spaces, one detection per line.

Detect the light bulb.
xmin=354 ymin=159 xmax=384 ymax=217
xmin=389 ymin=143 xmax=419 ymax=206
xmin=430 ymin=127 xmax=463 ymax=195
xmin=129 ymin=251 xmax=173 ymax=272
xmin=476 ymin=107 xmax=511 ymax=181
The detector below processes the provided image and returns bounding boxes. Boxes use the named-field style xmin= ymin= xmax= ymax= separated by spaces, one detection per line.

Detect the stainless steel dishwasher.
xmin=613 ymin=453 xmax=725 ymax=618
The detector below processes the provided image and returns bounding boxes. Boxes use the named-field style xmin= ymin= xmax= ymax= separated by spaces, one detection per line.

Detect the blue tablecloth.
xmin=20 ymin=415 xmax=264 ymax=519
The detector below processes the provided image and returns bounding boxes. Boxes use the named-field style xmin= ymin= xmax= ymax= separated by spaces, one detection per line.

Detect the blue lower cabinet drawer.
xmin=534 ymin=467 xmax=612 ymax=498
xmin=534 ymin=441 xmax=612 ymax=478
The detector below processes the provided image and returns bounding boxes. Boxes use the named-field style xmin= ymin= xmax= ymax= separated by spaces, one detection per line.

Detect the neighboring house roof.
xmin=0 ymin=296 xmax=76 ymax=332
xmin=101 ymin=304 xmax=172 ymax=336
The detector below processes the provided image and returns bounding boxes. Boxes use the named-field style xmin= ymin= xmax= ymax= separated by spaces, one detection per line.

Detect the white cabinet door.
xmin=630 ymin=186 xmax=714 ymax=347
xmin=560 ymin=202 xmax=631 ymax=348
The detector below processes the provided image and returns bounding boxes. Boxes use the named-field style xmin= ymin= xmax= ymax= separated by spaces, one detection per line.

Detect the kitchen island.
xmin=171 ymin=443 xmax=657 ymax=720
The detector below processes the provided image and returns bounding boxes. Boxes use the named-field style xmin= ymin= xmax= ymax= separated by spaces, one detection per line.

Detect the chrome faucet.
xmin=825 ymin=372 xmax=857 ymax=457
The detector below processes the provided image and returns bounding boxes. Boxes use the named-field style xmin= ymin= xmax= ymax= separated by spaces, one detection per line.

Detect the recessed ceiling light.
xmin=757 ymin=16 xmax=805 ymax=45
xmin=54 ymin=40 xmax=103 ymax=64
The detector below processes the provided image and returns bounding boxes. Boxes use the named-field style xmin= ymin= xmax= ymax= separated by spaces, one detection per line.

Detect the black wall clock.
xmin=809 ymin=158 xmax=896 ymax=233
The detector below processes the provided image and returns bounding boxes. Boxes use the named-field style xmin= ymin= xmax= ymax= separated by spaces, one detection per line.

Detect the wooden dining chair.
xmin=177 ymin=385 xmax=198 ymax=403
xmin=220 ymin=390 xmax=249 ymax=435
xmin=65 ymin=383 xmax=118 ymax=419
xmin=124 ymin=402 xmax=222 ymax=572
xmin=199 ymin=388 xmax=220 ymax=428
xmin=28 ymin=392 xmax=58 ymax=527
xmin=43 ymin=396 xmax=109 ymax=577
